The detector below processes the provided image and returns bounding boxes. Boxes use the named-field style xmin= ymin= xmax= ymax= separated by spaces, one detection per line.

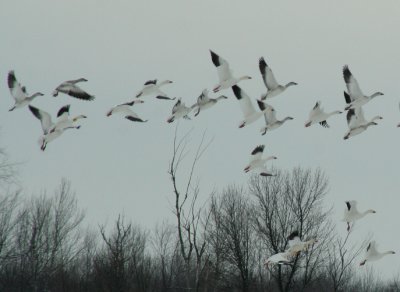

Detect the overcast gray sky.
xmin=1 ymin=0 xmax=399 ymax=277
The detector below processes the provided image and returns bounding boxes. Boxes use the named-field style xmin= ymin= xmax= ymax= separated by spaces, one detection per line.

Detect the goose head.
xmin=239 ymin=75 xmax=252 ymax=81
xmin=371 ymin=92 xmax=384 ymax=98
xmin=31 ymin=92 xmax=44 ymax=98
xmin=371 ymin=116 xmax=383 ymax=122
xmin=285 ymin=82 xmax=298 ymax=88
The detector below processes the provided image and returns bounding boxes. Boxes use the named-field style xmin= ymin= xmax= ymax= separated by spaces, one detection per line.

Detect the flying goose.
xmin=210 ymin=50 xmax=251 ymax=93
xmin=342 ymin=65 xmax=383 ymax=110
xmin=190 ymin=89 xmax=228 ymax=117
xmin=136 ymin=79 xmax=175 ymax=100
xmin=342 ymin=201 xmax=376 ymax=232
xmin=50 ymin=105 xmax=87 ymax=132
xmin=343 ymin=92 xmax=382 ymax=140
xmin=257 ymin=101 xmax=293 ymax=135
xmin=244 ymin=145 xmax=277 ymax=176
xmin=259 ymin=57 xmax=297 ymax=100
xmin=106 ymin=100 xmax=147 ymax=122
xmin=7 ymin=71 xmax=44 ymax=111
xmin=304 ymin=101 xmax=342 ymax=128
xmin=265 ymin=252 xmax=293 ymax=267
xmin=52 ymin=78 xmax=95 ymax=101
xmin=360 ymin=241 xmax=395 ymax=266
xmin=286 ymin=231 xmax=317 ymax=256
xmin=232 ymin=85 xmax=269 ymax=128
xmin=167 ymin=98 xmax=192 ymax=123
xmin=29 ymin=105 xmax=82 ymax=151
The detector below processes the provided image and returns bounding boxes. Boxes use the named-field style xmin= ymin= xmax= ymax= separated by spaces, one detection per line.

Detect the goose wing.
xmin=197 ymin=89 xmax=210 ymax=104
xmin=232 ymin=85 xmax=256 ymax=118
xmin=172 ymin=99 xmax=182 ymax=114
xmin=56 ymin=104 xmax=71 ymax=122
xmin=7 ymin=71 xmax=27 ymax=102
xmin=343 ymin=65 xmax=364 ymax=99
xmin=65 ymin=85 xmax=95 ymax=101
xmin=259 ymin=57 xmax=279 ymax=90
xmin=366 ymin=241 xmax=378 ymax=255
xmin=210 ymin=50 xmax=233 ymax=82
xmin=250 ymin=145 xmax=264 ymax=162
xmin=29 ymin=105 xmax=53 ymax=134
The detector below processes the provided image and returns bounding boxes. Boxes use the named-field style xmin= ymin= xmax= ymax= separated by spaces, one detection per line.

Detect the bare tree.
xmin=98 ymin=214 xmax=149 ymax=292
xmin=168 ymin=126 xmax=212 ymax=291
xmin=250 ymin=167 xmax=333 ymax=292
xmin=209 ymin=186 xmax=255 ymax=292
xmin=326 ymin=229 xmax=370 ymax=291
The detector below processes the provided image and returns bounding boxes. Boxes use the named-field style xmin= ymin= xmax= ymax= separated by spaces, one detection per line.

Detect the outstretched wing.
xmin=259 ymin=57 xmax=279 ymax=90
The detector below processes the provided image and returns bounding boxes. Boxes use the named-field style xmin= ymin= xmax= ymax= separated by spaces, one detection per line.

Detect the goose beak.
xmin=305 ymin=122 xmax=311 ymax=127
xmin=244 ymin=166 xmax=250 ymax=173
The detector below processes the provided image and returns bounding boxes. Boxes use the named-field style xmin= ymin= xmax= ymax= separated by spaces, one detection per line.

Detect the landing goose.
xmin=7 ymin=71 xmax=44 ymax=111
xmin=167 ymin=98 xmax=192 ymax=123
xmin=53 ymin=78 xmax=95 ymax=101
xmin=106 ymin=100 xmax=147 ymax=122
xmin=286 ymin=231 xmax=317 ymax=256
xmin=244 ymin=145 xmax=277 ymax=176
xmin=259 ymin=57 xmax=297 ymax=100
xmin=29 ymin=105 xmax=81 ymax=150
xmin=265 ymin=252 xmax=293 ymax=267
xmin=191 ymin=89 xmax=228 ymax=116
xmin=342 ymin=201 xmax=376 ymax=232
xmin=257 ymin=101 xmax=293 ymax=135
xmin=342 ymin=65 xmax=383 ymax=110
xmin=232 ymin=85 xmax=269 ymax=128
xmin=360 ymin=241 xmax=395 ymax=266
xmin=304 ymin=101 xmax=342 ymax=128
xmin=210 ymin=50 xmax=251 ymax=93
xmin=343 ymin=92 xmax=382 ymax=140
xmin=136 ymin=79 xmax=175 ymax=100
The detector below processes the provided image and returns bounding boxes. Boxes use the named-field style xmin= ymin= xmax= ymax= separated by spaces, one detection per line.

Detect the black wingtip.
xmin=251 ymin=145 xmax=265 ymax=155
xmin=257 ymin=99 xmax=266 ymax=111
xmin=7 ymin=70 xmax=16 ymax=89
xmin=259 ymin=57 xmax=267 ymax=71
xmin=231 ymin=85 xmax=241 ymax=99
xmin=288 ymin=231 xmax=299 ymax=240
xmin=344 ymin=91 xmax=351 ymax=104
xmin=343 ymin=65 xmax=351 ymax=83
xmin=210 ymin=50 xmax=220 ymax=67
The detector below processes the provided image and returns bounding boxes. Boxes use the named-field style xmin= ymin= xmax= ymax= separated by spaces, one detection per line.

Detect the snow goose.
xmin=343 ymin=92 xmax=382 ymax=140
xmin=342 ymin=65 xmax=383 ymax=110
xmin=342 ymin=201 xmax=376 ymax=232
xmin=53 ymin=78 xmax=95 ymax=101
xmin=257 ymin=101 xmax=293 ymax=135
xmin=7 ymin=71 xmax=44 ymax=111
xmin=190 ymin=89 xmax=228 ymax=117
xmin=286 ymin=231 xmax=317 ymax=256
xmin=259 ymin=57 xmax=297 ymax=100
xmin=244 ymin=145 xmax=277 ymax=177
xmin=210 ymin=50 xmax=251 ymax=93
xmin=135 ymin=79 xmax=175 ymax=100
xmin=232 ymin=85 xmax=269 ymax=128
xmin=29 ymin=105 xmax=82 ymax=150
xmin=106 ymin=100 xmax=147 ymax=122
xmin=360 ymin=241 xmax=395 ymax=266
xmin=265 ymin=252 xmax=293 ymax=267
xmin=50 ymin=105 xmax=87 ymax=132
xmin=167 ymin=98 xmax=192 ymax=123
xmin=304 ymin=101 xmax=342 ymax=128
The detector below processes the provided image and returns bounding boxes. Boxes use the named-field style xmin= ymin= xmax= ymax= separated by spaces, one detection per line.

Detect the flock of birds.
xmin=6 ymin=50 xmax=397 ymax=268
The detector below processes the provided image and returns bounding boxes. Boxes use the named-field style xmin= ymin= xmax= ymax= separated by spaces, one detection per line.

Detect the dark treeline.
xmin=0 ymin=148 xmax=398 ymax=291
